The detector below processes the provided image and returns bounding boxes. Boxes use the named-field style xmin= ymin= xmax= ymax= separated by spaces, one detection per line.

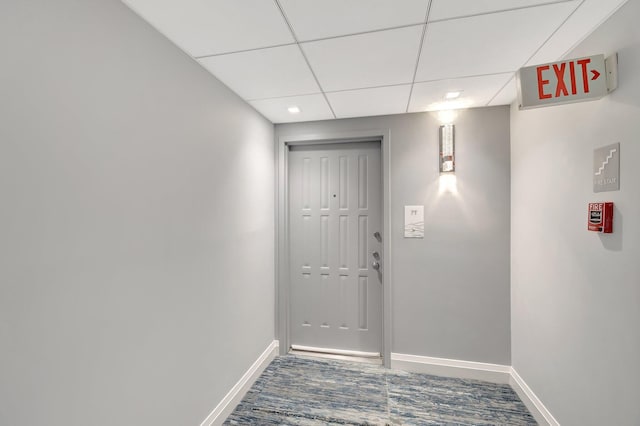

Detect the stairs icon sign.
xmin=593 ymin=143 xmax=620 ymax=193
xmin=594 ymin=148 xmax=617 ymax=176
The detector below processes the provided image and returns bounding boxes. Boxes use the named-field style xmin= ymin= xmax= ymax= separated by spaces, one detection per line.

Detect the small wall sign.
xmin=404 ymin=206 xmax=424 ymax=238
xmin=593 ymin=143 xmax=620 ymax=192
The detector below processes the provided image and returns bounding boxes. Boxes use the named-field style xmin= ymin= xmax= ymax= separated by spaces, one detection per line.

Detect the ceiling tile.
xmin=488 ymin=77 xmax=518 ymax=106
xmin=198 ymin=45 xmax=320 ymax=100
xmin=279 ymin=0 xmax=429 ymax=41
xmin=122 ymin=0 xmax=294 ymax=57
xmin=408 ymin=73 xmax=512 ymax=112
xmin=250 ymin=94 xmax=334 ymax=123
xmin=302 ymin=26 xmax=423 ymax=92
xmin=327 ymin=85 xmax=412 ymax=119
xmin=429 ymin=0 xmax=574 ymax=21
xmin=416 ymin=2 xmax=580 ymax=81
xmin=526 ymin=0 xmax=628 ymax=65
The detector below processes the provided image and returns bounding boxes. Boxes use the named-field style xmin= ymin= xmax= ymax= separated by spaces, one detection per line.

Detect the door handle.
xmin=371 ymin=261 xmax=380 ymax=271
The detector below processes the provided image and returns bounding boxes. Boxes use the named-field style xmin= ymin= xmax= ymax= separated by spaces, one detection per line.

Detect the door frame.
xmin=276 ymin=129 xmax=392 ymax=367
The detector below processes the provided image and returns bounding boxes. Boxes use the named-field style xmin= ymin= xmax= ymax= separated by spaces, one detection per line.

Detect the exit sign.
xmin=517 ymin=54 xmax=616 ymax=110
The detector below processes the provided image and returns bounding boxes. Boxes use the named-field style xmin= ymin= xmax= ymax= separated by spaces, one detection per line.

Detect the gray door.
xmin=288 ymin=142 xmax=382 ymax=355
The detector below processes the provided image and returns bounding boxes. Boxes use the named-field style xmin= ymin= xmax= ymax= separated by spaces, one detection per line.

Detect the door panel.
xmin=289 ymin=142 xmax=382 ymax=354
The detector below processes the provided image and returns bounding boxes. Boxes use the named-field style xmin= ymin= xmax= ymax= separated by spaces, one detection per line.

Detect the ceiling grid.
xmin=405 ymin=0 xmax=433 ymax=113
xmin=273 ymin=0 xmax=337 ymax=119
xmin=121 ymin=0 xmax=629 ymax=123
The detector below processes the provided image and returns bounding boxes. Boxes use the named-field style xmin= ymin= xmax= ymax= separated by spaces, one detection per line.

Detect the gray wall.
xmin=510 ymin=0 xmax=640 ymax=424
xmin=277 ymin=106 xmax=511 ymax=365
xmin=0 ymin=1 xmax=274 ymax=425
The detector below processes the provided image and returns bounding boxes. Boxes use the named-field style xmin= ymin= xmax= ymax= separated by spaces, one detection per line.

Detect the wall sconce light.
xmin=439 ymin=124 xmax=455 ymax=173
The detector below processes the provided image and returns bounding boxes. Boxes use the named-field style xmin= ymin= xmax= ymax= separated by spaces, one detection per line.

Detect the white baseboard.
xmin=200 ymin=340 xmax=279 ymax=426
xmin=509 ymin=368 xmax=559 ymax=426
xmin=390 ymin=352 xmax=559 ymax=425
xmin=197 ymin=345 xmax=557 ymax=426
xmin=390 ymin=352 xmax=511 ymax=384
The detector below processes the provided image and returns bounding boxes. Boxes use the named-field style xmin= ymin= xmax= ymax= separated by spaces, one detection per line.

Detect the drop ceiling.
xmin=122 ymin=0 xmax=627 ymax=123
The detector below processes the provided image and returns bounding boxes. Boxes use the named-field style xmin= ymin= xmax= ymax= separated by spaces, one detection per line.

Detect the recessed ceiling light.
xmin=445 ymin=91 xmax=461 ymax=100
xmin=287 ymin=106 xmax=301 ymax=114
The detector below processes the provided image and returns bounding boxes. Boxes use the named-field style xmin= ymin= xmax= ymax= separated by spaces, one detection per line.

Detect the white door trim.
xmin=276 ymin=129 xmax=392 ymax=367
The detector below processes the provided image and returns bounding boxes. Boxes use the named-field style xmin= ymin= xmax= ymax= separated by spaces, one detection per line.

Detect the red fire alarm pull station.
xmin=588 ymin=202 xmax=614 ymax=233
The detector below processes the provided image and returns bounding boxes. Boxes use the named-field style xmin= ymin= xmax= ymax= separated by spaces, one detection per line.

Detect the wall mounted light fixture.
xmin=439 ymin=124 xmax=455 ymax=173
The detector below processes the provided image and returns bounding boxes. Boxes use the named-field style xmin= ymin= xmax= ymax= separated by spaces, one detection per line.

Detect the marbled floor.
xmin=224 ymin=355 xmax=537 ymax=425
